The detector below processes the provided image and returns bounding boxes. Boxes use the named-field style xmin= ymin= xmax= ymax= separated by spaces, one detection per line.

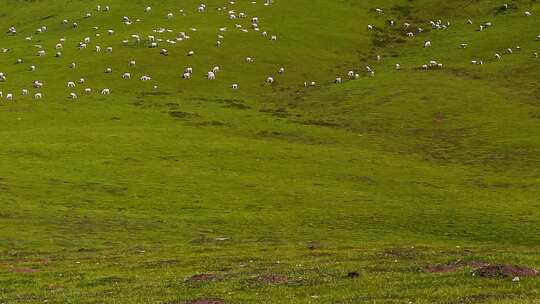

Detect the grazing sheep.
xmin=85 ymin=88 xmax=92 ymax=94
xmin=101 ymin=88 xmax=111 ymax=95
xmin=34 ymin=92 xmax=42 ymax=99
xmin=122 ymin=72 xmax=131 ymax=79
xmin=232 ymin=83 xmax=239 ymax=89
xmin=67 ymin=81 xmax=76 ymax=88
xmin=266 ymin=76 xmax=274 ymax=84
xmin=70 ymin=92 xmax=78 ymax=99
xmin=33 ymin=81 xmax=43 ymax=88
xmin=207 ymin=71 xmax=216 ymax=80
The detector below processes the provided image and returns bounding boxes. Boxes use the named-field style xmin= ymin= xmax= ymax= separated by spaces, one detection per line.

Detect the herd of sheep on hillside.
xmin=0 ymin=1 xmax=539 ymax=101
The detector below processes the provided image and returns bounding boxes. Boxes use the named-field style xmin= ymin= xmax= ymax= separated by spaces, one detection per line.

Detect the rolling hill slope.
xmin=0 ymin=0 xmax=539 ymax=303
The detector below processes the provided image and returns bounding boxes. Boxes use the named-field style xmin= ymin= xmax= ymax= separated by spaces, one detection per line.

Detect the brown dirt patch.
xmin=433 ymin=113 xmax=445 ymax=124
xmin=188 ymin=273 xmax=218 ymax=282
xmin=423 ymin=264 xmax=461 ymax=273
xmin=11 ymin=268 xmax=39 ymax=273
xmin=423 ymin=260 xmax=490 ymax=273
xmin=258 ymin=274 xmax=289 ymax=285
xmin=472 ymin=264 xmax=539 ymax=278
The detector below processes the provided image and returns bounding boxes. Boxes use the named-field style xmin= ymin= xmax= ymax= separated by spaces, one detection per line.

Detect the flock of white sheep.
xmin=0 ymin=0 xmax=277 ymax=101
xmin=0 ymin=1 xmax=538 ymax=101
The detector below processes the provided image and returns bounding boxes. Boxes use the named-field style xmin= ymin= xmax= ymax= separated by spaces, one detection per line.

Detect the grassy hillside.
xmin=0 ymin=0 xmax=539 ymax=303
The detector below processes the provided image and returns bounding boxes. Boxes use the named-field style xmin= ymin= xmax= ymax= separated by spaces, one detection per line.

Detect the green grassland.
xmin=0 ymin=0 xmax=539 ymax=303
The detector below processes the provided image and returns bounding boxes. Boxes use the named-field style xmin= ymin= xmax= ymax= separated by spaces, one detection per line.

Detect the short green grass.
xmin=0 ymin=0 xmax=539 ymax=303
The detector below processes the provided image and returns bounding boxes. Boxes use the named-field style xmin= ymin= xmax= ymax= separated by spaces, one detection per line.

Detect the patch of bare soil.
xmin=187 ymin=273 xmax=218 ymax=282
xmin=472 ymin=264 xmax=539 ymax=278
xmin=11 ymin=268 xmax=39 ymax=273
xmin=422 ymin=260 xmax=490 ymax=273
xmin=258 ymin=274 xmax=289 ymax=285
